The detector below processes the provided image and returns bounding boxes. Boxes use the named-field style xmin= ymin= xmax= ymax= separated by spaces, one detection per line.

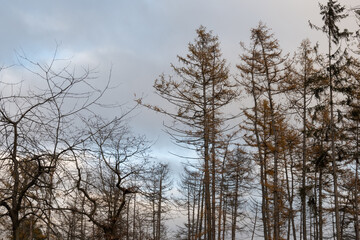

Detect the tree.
xmin=176 ymin=164 xmax=203 ymax=240
xmin=309 ymin=1 xmax=351 ymax=238
xmin=145 ymin=162 xmax=172 ymax=240
xmin=0 ymin=52 xmax=110 ymax=240
xmin=343 ymin=57 xmax=360 ymax=240
xmin=224 ymin=148 xmax=252 ymax=240
xmin=139 ymin=26 xmax=237 ymax=240
xmin=68 ymin=116 xmax=149 ymax=240
xmin=284 ymin=39 xmax=319 ymax=240
xmin=238 ymin=22 xmax=289 ymax=240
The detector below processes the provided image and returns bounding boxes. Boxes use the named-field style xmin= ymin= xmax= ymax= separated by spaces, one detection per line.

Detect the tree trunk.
xmin=12 ymin=218 xmax=20 ymax=240
xmin=319 ymin=168 xmax=323 ymax=240
xmin=133 ymin=194 xmax=137 ymax=240
xmin=196 ymin=180 xmax=203 ymax=240
xmin=302 ymin=51 xmax=308 ymax=240
xmin=284 ymin=151 xmax=297 ymax=240
xmin=188 ymin=182 xmax=191 ymax=240
xmin=199 ymin=180 xmax=205 ymax=240
xmin=328 ymin=26 xmax=341 ymax=240
xmin=231 ymin=172 xmax=239 ymax=240
xmin=217 ymin=159 xmax=226 ymax=240
xmin=249 ymin=56 xmax=269 ymax=240
xmin=211 ymin=68 xmax=217 ymax=240
xmin=203 ymin=73 xmax=212 ymax=240
xmin=156 ymin=176 xmax=163 ymax=240
xmin=355 ymin=121 xmax=359 ymax=240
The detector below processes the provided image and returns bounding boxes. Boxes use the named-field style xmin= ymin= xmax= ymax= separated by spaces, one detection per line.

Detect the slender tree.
xmin=284 ymin=39 xmax=319 ymax=240
xmin=139 ymin=26 xmax=236 ymax=240
xmin=145 ymin=162 xmax=172 ymax=240
xmin=310 ymin=1 xmax=350 ymax=238
xmin=238 ymin=22 xmax=289 ymax=240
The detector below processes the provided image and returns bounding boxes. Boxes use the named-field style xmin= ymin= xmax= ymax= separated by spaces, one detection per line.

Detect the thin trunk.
xmin=81 ymin=189 xmax=86 ymax=240
xmin=260 ymin=38 xmax=280 ymax=240
xmin=152 ymin=195 xmax=156 ymax=240
xmin=355 ymin=120 xmax=359 ymax=240
xmin=302 ymin=48 xmax=308 ymax=240
xmin=284 ymin=149 xmax=297 ymax=240
xmin=249 ymin=48 xmax=269 ymax=240
xmin=319 ymin=168 xmax=323 ymax=240
xmin=268 ymin=91 xmax=280 ymax=240
xmin=217 ymin=159 xmax=226 ymax=240
xmin=300 ymin=208 xmax=303 ymax=240
xmin=210 ymin=137 xmax=216 ymax=240
xmin=188 ymin=182 xmax=191 ymax=240
xmin=314 ymin=171 xmax=318 ymax=240
xmin=199 ymin=180 xmax=205 ymax=240
xmin=264 ymin=150 xmax=271 ymax=240
xmin=196 ymin=180 xmax=203 ymax=240
xmin=290 ymin=152 xmax=297 ymax=240
xmin=191 ymin=181 xmax=197 ymax=240
xmin=47 ymin=170 xmax=55 ymax=239
xmin=328 ymin=25 xmax=341 ymax=240
xmin=251 ymin=205 xmax=258 ymax=240
xmin=309 ymin=209 xmax=312 ymax=240
xmin=340 ymin=198 xmax=350 ymax=238
xmin=157 ymin=177 xmax=163 ymax=240
xmin=133 ymin=194 xmax=136 ymax=240
xmin=284 ymin=152 xmax=292 ymax=240
xmin=222 ymin=196 xmax=227 ymax=240
xmin=211 ymin=58 xmax=217 ymax=240
xmin=265 ymin=162 xmax=272 ymax=240
xmin=332 ymin=211 xmax=336 ymax=240
xmin=231 ymin=173 xmax=239 ymax=240
xmin=126 ymin=196 xmax=130 ymax=240
xmin=260 ymin=160 xmax=268 ymax=240
xmin=12 ymin=125 xmax=20 ymax=240
xmin=203 ymin=75 xmax=212 ymax=240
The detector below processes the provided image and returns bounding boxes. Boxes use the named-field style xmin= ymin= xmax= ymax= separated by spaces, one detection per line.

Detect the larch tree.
xmin=343 ymin=57 xmax=360 ymax=239
xmin=284 ymin=39 xmax=319 ymax=240
xmin=238 ymin=22 xmax=289 ymax=240
xmin=237 ymin=30 xmax=269 ymax=240
xmin=138 ymin=26 xmax=237 ymax=240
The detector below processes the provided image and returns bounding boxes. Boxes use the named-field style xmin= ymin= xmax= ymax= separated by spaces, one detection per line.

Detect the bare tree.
xmin=145 ymin=162 xmax=172 ymax=240
xmin=67 ymin=116 xmax=149 ymax=240
xmin=0 ymin=51 xmax=109 ymax=240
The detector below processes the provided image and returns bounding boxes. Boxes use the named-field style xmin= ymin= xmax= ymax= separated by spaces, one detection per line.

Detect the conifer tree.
xmin=238 ymin=22 xmax=289 ymax=240
xmin=344 ymin=58 xmax=360 ymax=240
xmin=139 ymin=26 xmax=237 ymax=240
xmin=310 ymin=1 xmax=350 ymax=238
xmin=284 ymin=39 xmax=318 ymax=240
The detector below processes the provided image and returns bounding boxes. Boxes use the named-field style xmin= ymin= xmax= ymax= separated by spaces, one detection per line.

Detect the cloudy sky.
xmin=1 ymin=0 xmax=359 ymax=166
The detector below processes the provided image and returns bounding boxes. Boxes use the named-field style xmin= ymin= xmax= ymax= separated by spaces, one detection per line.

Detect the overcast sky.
xmin=1 ymin=0 xmax=359 ymax=167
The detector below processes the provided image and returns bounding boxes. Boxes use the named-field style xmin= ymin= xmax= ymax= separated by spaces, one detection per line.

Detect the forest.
xmin=0 ymin=0 xmax=360 ymax=239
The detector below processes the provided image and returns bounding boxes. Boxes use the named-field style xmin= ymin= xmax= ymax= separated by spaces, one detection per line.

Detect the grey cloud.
xmin=1 ymin=0 xmax=359 ymax=164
